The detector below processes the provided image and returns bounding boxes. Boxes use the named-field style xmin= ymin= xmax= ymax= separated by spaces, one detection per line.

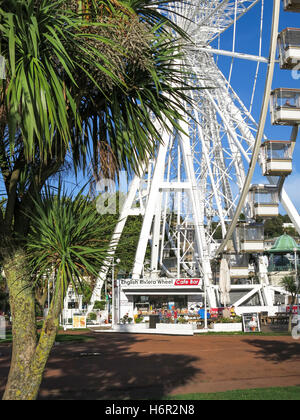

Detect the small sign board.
xmin=242 ymin=313 xmax=261 ymax=333
xmin=287 ymin=305 xmax=300 ymax=315
xmin=0 ymin=316 xmax=5 ymax=340
xmin=73 ymin=315 xmax=87 ymax=329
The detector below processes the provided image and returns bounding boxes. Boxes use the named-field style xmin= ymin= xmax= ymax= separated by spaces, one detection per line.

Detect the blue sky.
xmin=213 ymin=1 xmax=300 ymax=211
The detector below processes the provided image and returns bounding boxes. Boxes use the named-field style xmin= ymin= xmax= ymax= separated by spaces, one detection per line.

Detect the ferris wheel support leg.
xmin=179 ymin=119 xmax=217 ymax=308
xmin=151 ymin=191 xmax=163 ymax=273
xmin=88 ymin=173 xmax=144 ymax=310
xmin=262 ymin=287 xmax=274 ymax=308
xmin=132 ymin=136 xmax=170 ymax=280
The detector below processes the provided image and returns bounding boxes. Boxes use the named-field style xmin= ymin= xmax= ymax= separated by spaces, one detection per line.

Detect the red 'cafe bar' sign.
xmin=174 ymin=279 xmax=200 ymax=286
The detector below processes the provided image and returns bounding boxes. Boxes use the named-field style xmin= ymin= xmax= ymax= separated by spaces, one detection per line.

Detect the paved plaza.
xmin=1 ymin=332 xmax=300 ymax=400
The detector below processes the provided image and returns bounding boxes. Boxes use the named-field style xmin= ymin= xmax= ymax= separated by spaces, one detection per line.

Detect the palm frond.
xmin=25 ymin=182 xmax=110 ymax=299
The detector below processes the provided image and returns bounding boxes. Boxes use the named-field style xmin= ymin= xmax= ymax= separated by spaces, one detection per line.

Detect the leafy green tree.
xmin=264 ymin=217 xmax=284 ymax=239
xmin=0 ymin=0 xmax=193 ymax=400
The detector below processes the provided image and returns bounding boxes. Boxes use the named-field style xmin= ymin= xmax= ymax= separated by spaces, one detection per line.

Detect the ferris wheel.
xmin=90 ymin=0 xmax=300 ymax=311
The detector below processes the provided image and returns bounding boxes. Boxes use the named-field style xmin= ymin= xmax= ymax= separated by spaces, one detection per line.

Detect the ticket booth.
xmin=249 ymin=185 xmax=279 ymax=219
xmin=283 ymin=0 xmax=300 ymax=12
xmin=261 ymin=141 xmax=293 ymax=176
xmin=278 ymin=28 xmax=300 ymax=69
xmin=270 ymin=89 xmax=300 ymax=126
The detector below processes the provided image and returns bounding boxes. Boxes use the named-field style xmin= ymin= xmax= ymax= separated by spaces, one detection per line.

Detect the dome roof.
xmin=268 ymin=233 xmax=300 ymax=253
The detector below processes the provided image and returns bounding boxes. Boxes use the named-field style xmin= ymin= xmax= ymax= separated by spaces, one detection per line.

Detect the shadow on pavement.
xmin=243 ymin=338 xmax=300 ymax=364
xmin=37 ymin=333 xmax=201 ymax=400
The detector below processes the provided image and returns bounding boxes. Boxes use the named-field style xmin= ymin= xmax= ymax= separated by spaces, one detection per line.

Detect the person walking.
xmin=158 ymin=309 xmax=163 ymax=324
xmin=173 ymin=308 xmax=178 ymax=324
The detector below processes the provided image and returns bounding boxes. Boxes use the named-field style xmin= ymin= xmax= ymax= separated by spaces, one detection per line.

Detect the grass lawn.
xmin=165 ymin=386 xmax=300 ymax=400
xmin=0 ymin=331 xmax=12 ymax=344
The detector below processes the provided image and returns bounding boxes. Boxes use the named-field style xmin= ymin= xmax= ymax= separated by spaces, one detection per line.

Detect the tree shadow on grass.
xmin=243 ymin=338 xmax=300 ymax=364
xmin=38 ymin=333 xmax=202 ymax=400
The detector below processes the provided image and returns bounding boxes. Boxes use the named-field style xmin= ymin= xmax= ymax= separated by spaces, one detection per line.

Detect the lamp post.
xmin=111 ymin=257 xmax=121 ymax=329
xmin=195 ymin=253 xmax=208 ymax=331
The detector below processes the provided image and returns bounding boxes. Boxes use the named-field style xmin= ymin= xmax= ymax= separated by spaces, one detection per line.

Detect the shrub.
xmin=93 ymin=301 xmax=106 ymax=311
xmin=88 ymin=313 xmax=97 ymax=321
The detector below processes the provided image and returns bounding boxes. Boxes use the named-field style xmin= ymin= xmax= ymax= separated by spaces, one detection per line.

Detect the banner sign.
xmin=210 ymin=308 xmax=224 ymax=319
xmin=287 ymin=305 xmax=300 ymax=315
xmin=174 ymin=279 xmax=200 ymax=286
xmin=242 ymin=313 xmax=261 ymax=333
xmin=73 ymin=315 xmax=87 ymax=329
xmin=120 ymin=278 xmax=202 ymax=289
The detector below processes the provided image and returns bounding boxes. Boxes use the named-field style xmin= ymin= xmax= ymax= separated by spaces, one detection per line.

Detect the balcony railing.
xmin=268 ymin=263 xmax=300 ymax=273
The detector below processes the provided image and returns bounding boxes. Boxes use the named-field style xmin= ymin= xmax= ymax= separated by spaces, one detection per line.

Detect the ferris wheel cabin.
xmin=283 ymin=0 xmax=300 ymax=12
xmin=270 ymin=88 xmax=300 ymax=125
xmin=278 ymin=28 xmax=300 ymax=69
xmin=228 ymin=254 xmax=251 ymax=280
xmin=249 ymin=185 xmax=279 ymax=219
xmin=261 ymin=140 xmax=293 ymax=176
xmin=237 ymin=223 xmax=265 ymax=253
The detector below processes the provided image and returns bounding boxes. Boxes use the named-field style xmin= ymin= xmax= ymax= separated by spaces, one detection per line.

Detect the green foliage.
xmin=93 ymin=300 xmax=106 ymax=310
xmin=264 ymin=214 xmax=299 ymax=239
xmin=25 ymin=183 xmax=110 ymax=301
xmin=80 ymin=281 xmax=93 ymax=306
xmin=216 ymin=316 xmax=242 ymax=324
xmin=280 ymin=276 xmax=300 ymax=304
xmin=0 ymin=0 xmax=194 ymax=177
xmin=115 ymin=215 xmax=150 ymax=275
xmin=88 ymin=312 xmax=97 ymax=321
xmin=134 ymin=315 xmax=143 ymax=323
xmin=165 ymin=386 xmax=300 ymax=401
xmin=0 ymin=0 xmax=114 ymax=162
xmin=178 ymin=316 xmax=188 ymax=324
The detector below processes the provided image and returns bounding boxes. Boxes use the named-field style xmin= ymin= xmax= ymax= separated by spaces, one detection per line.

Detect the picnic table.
xmin=264 ymin=314 xmax=289 ymax=325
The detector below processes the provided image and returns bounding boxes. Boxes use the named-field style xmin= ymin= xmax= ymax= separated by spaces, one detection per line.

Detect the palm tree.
xmin=13 ymin=184 xmax=110 ymax=399
xmin=0 ymin=0 xmax=194 ymax=400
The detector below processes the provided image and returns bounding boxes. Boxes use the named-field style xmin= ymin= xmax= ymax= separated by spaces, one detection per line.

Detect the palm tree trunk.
xmin=2 ymin=250 xmax=37 ymax=400
xmin=21 ymin=281 xmax=63 ymax=400
xmin=288 ymin=312 xmax=293 ymax=333
xmin=2 ymin=250 xmax=63 ymax=400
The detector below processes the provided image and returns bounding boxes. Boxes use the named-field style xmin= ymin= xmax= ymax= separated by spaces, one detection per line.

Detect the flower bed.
xmin=210 ymin=316 xmax=243 ymax=332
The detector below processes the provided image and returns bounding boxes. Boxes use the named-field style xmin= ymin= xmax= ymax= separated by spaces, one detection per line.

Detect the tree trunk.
xmin=2 ymin=250 xmax=63 ymax=400
xmin=2 ymin=250 xmax=37 ymax=400
xmin=18 ymin=281 xmax=63 ymax=400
